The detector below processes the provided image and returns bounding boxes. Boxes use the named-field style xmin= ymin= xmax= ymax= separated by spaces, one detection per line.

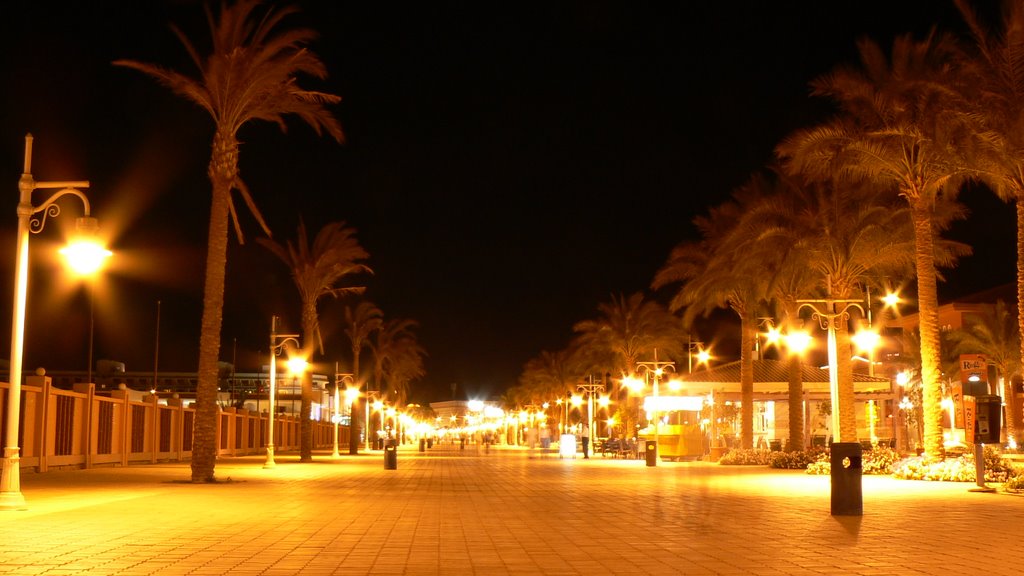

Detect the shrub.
xmin=768 ymin=448 xmax=825 ymax=470
xmin=718 ymin=448 xmax=771 ymax=465
xmin=1004 ymin=473 xmax=1024 ymax=493
xmin=805 ymin=445 xmax=906 ymax=476
xmin=891 ymin=447 xmax=1014 ymax=483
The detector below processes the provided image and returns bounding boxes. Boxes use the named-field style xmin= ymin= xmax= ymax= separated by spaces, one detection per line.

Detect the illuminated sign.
xmin=643 ymin=396 xmax=704 ymax=412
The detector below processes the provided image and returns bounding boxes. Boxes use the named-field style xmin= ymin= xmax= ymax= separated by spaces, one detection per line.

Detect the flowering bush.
xmin=891 ymin=446 xmax=1014 ymax=483
xmin=718 ymin=448 xmax=771 ymax=465
xmin=767 ymin=448 xmax=825 ymax=470
xmin=1004 ymin=472 xmax=1024 ymax=492
xmin=805 ymin=445 xmax=905 ymax=476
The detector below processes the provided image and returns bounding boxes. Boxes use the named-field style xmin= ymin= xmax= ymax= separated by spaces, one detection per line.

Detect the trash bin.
xmin=645 ymin=440 xmax=658 ymax=467
xmin=830 ymin=442 xmax=862 ymax=516
xmin=384 ymin=441 xmax=398 ymax=470
xmin=419 ymin=438 xmax=426 ymax=452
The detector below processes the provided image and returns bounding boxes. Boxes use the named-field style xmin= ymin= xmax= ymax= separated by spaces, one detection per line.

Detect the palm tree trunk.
xmin=349 ymin=344 xmax=361 ymax=454
xmin=191 ymin=131 xmax=237 ymax=483
xmin=783 ymin=305 xmax=804 ymax=451
xmin=912 ymin=204 xmax=946 ymax=461
xmin=739 ymin=308 xmax=755 ymax=450
xmin=1014 ymin=200 xmax=1024 ymax=444
xmin=786 ymin=353 xmax=803 ymax=451
xmin=299 ymin=305 xmax=317 ymax=462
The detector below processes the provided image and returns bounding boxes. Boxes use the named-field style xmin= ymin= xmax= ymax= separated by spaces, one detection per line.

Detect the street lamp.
xmin=635 ymin=348 xmax=676 ymax=466
xmin=578 ymin=375 xmax=606 ymax=444
xmin=797 ymin=298 xmax=864 ymax=443
xmin=265 ymin=315 xmax=300 ymax=469
xmin=2 ymin=135 xmax=108 ymax=511
xmin=332 ymin=372 xmax=354 ymax=458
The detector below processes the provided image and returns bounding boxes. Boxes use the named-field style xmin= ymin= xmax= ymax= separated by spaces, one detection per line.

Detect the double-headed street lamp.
xmin=577 ymin=374 xmax=605 ymax=447
xmin=331 ymin=372 xmax=355 ymax=458
xmin=797 ymin=298 xmax=864 ymax=442
xmin=2 ymin=135 xmax=110 ymax=510
xmin=633 ymin=348 xmax=676 ymax=466
xmin=265 ymin=315 xmax=300 ymax=469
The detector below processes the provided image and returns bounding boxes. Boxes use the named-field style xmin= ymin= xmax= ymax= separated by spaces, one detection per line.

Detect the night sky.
xmin=0 ymin=1 xmax=1016 ymax=402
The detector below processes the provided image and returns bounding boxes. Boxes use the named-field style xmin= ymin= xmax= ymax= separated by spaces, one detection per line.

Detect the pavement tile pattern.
xmin=1 ymin=442 xmax=1022 ymax=575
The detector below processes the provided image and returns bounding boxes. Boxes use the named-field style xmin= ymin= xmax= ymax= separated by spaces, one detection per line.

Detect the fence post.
xmin=73 ymin=383 xmax=95 ymax=469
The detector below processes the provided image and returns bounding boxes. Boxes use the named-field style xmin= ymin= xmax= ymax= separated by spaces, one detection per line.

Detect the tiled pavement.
xmin=2 ymin=443 xmax=1023 ymax=575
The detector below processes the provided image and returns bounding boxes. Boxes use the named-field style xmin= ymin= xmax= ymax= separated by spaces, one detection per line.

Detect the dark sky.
xmin=0 ymin=1 xmax=1015 ymax=402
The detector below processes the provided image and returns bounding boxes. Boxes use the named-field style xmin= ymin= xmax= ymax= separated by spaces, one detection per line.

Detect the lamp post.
xmin=2 ymin=135 xmax=109 ymax=511
xmin=265 ymin=315 xmax=300 ymax=469
xmin=577 ymin=375 xmax=605 ymax=448
xmin=797 ymin=298 xmax=864 ymax=442
xmin=635 ymin=348 xmax=675 ymax=466
xmin=332 ymin=372 xmax=354 ymax=458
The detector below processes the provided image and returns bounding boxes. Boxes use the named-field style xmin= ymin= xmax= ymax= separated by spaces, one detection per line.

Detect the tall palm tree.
xmin=777 ymin=31 xmax=981 ymax=460
xmin=116 ymin=0 xmax=343 ymax=481
xmin=343 ymin=300 xmax=383 ymax=454
xmin=654 ymin=189 xmax=772 ymax=449
xmin=956 ymin=0 xmax=1024 ymax=446
xmin=257 ymin=220 xmax=370 ymax=461
xmin=947 ymin=300 xmax=1022 ymax=442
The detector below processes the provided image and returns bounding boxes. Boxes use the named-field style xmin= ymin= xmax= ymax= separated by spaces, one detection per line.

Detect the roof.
xmin=677 ymin=359 xmax=891 ymax=395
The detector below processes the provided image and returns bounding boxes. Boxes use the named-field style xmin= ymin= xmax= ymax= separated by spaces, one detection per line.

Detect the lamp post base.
xmin=0 ymin=455 xmax=26 ymax=510
xmin=264 ymin=446 xmax=276 ymax=469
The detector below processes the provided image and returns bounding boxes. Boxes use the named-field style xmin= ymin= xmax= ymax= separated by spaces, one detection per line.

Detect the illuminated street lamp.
xmin=577 ymin=375 xmax=605 ymax=445
xmin=797 ymin=298 xmax=864 ymax=442
xmin=332 ymin=372 xmax=355 ymax=458
xmin=2 ymin=135 xmax=108 ymax=511
xmin=265 ymin=315 xmax=300 ymax=469
xmin=634 ymin=348 xmax=676 ymax=466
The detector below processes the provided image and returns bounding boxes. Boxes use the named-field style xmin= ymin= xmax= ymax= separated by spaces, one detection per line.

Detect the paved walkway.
xmin=1 ymin=443 xmax=1022 ymax=575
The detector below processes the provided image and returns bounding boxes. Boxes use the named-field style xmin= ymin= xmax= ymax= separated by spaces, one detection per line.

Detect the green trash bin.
xmin=830 ymin=442 xmax=862 ymax=516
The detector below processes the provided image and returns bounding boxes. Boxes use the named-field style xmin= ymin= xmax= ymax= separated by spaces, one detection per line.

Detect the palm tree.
xmin=342 ymin=301 xmax=383 ymax=454
xmin=654 ymin=189 xmax=772 ymax=449
xmin=572 ymin=292 xmax=685 ymax=377
xmin=371 ymin=317 xmax=423 ymax=406
xmin=116 ymin=0 xmax=343 ymax=481
xmin=955 ymin=0 xmax=1024 ymax=446
xmin=517 ymin=349 xmax=582 ymax=401
xmin=947 ymin=300 xmax=1022 ymax=442
xmin=777 ymin=31 xmax=982 ymax=460
xmin=257 ymin=220 xmax=370 ymax=461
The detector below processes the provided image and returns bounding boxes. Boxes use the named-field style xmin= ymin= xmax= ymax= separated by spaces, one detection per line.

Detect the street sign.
xmin=959 ymin=354 xmax=988 ymax=384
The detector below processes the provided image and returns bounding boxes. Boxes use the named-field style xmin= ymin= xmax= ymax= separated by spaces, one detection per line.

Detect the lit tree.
xmin=257 ymin=220 xmax=369 ymax=461
xmin=342 ymin=300 xmax=383 ymax=454
xmin=777 ymin=31 xmax=982 ymax=460
xmin=115 ymin=0 xmax=343 ymax=481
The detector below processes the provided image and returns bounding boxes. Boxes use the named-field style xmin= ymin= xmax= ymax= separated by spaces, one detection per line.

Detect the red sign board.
xmin=963 ymin=395 xmax=976 ymax=444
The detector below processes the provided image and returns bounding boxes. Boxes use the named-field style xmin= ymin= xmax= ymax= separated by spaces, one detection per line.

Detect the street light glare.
xmin=783 ymin=331 xmax=811 ymax=354
xmin=882 ymin=291 xmax=902 ymax=308
xmin=60 ymin=239 xmax=111 ymax=275
xmin=286 ymin=356 xmax=308 ymax=375
xmin=851 ymin=329 xmax=880 ymax=352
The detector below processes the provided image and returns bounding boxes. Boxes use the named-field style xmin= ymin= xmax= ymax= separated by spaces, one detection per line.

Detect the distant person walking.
xmin=581 ymin=424 xmax=591 ymax=459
